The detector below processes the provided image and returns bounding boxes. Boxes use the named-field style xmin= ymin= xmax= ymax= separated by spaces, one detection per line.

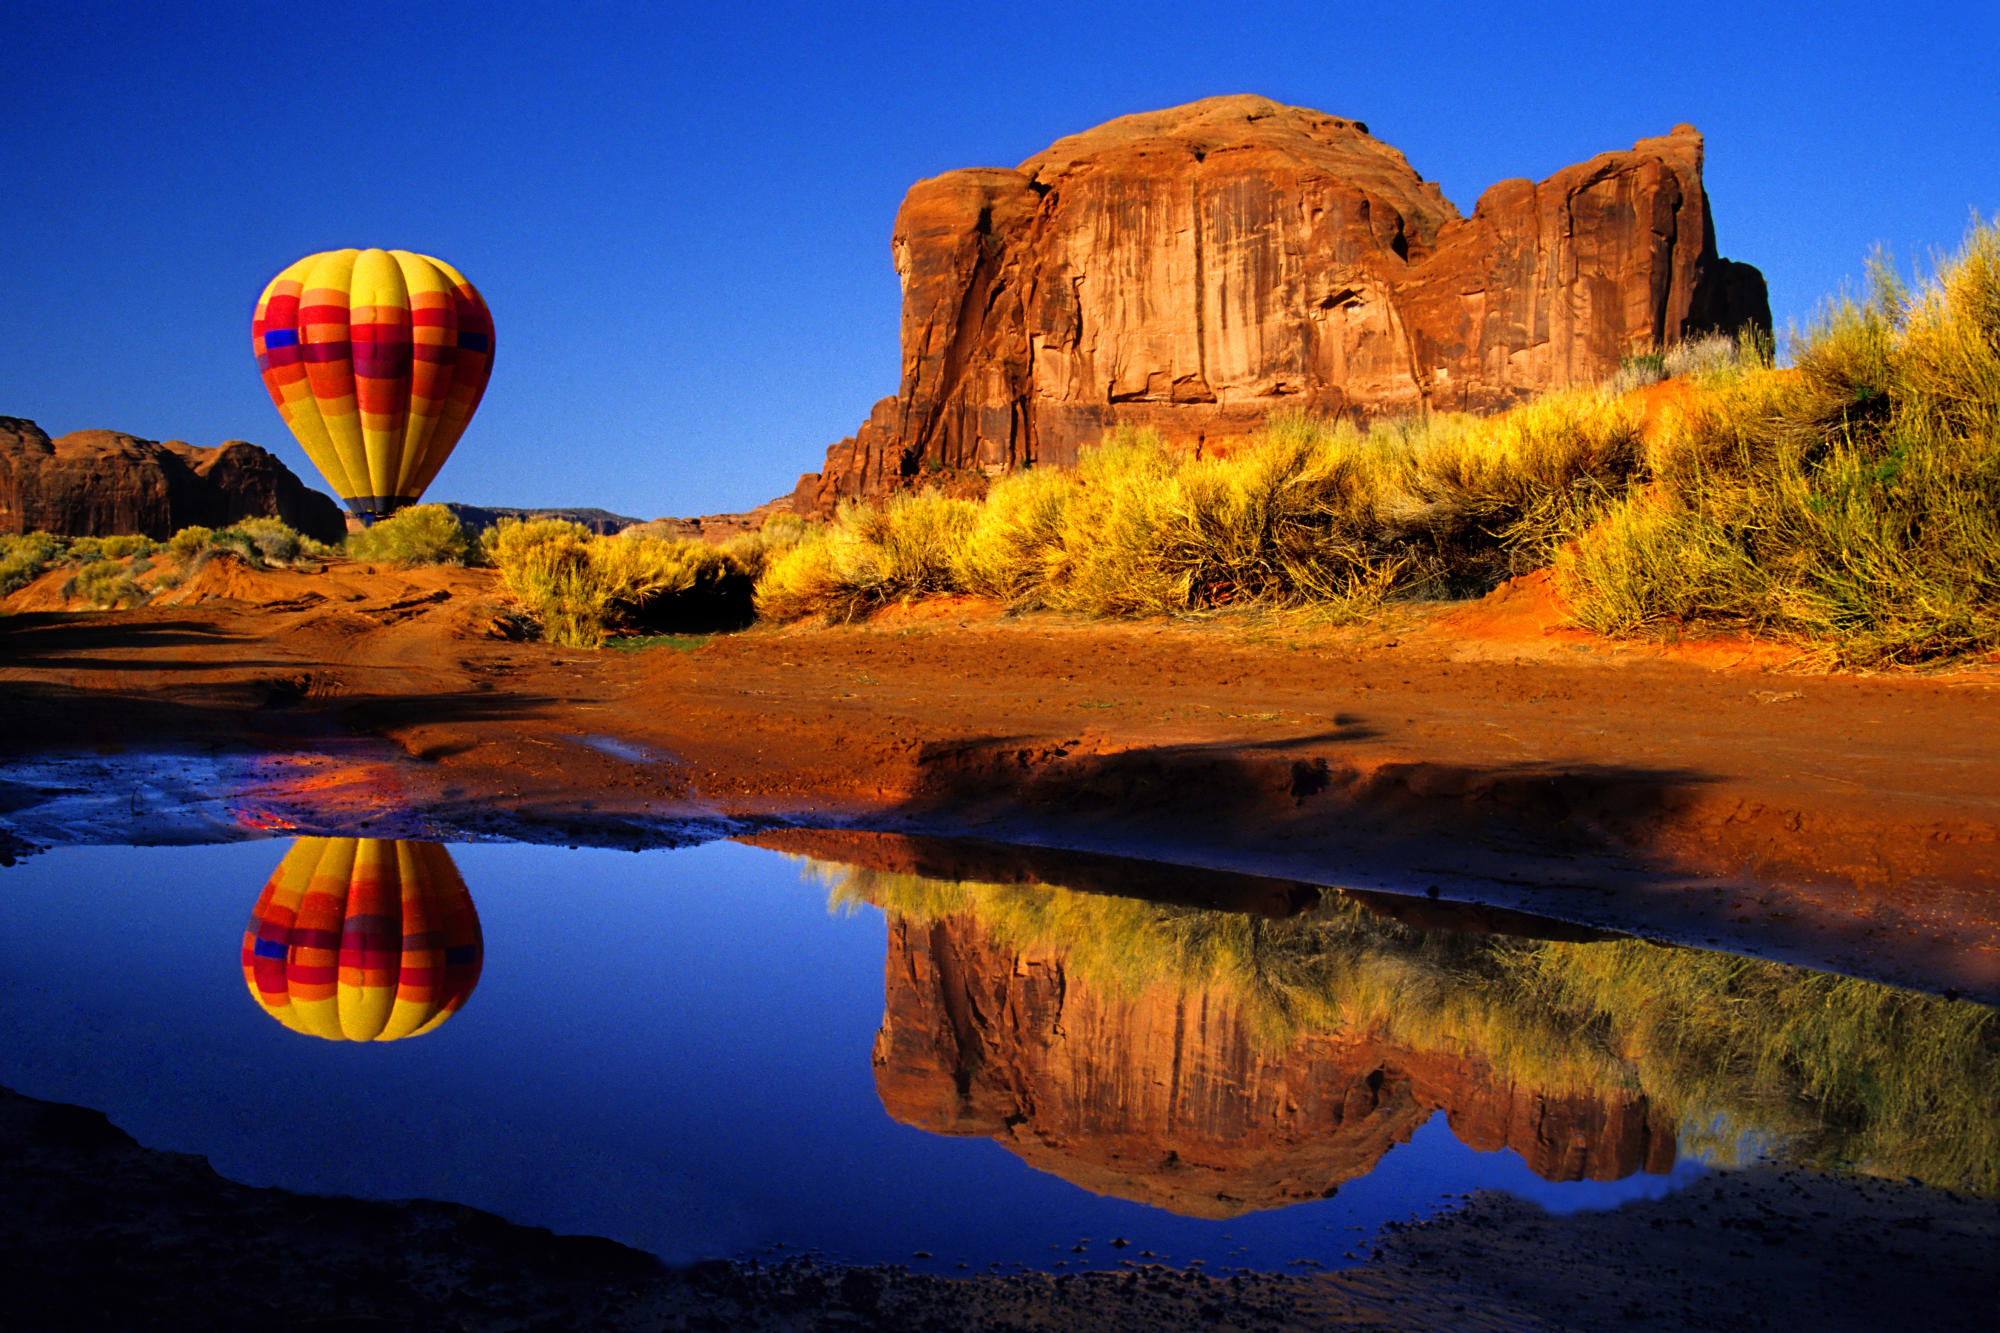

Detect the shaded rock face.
xmin=0 ymin=417 xmax=345 ymax=543
xmin=874 ymin=911 xmax=1674 ymax=1218
xmin=796 ymin=95 xmax=1769 ymax=514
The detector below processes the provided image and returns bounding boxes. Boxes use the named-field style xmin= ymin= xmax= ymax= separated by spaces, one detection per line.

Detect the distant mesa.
xmin=794 ymin=94 xmax=1770 ymax=515
xmin=440 ymin=501 xmax=646 ymax=537
xmin=0 ymin=415 xmax=345 ymax=543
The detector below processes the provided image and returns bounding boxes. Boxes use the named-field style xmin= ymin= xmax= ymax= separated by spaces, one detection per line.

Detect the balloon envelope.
xmin=241 ymin=838 xmax=482 ymax=1041
xmin=252 ymin=249 xmax=494 ymax=523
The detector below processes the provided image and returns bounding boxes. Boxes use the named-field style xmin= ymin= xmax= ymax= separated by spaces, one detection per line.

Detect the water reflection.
xmin=770 ymin=832 xmax=1999 ymax=1206
xmin=240 ymin=838 xmax=481 ymax=1041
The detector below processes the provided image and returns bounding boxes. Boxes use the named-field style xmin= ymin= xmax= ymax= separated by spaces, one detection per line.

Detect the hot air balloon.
xmin=241 ymin=838 xmax=482 ymax=1041
xmin=252 ymin=249 xmax=494 ymax=524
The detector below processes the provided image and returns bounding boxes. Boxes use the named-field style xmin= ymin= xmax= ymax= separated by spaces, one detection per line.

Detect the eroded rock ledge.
xmin=796 ymin=94 xmax=1768 ymax=513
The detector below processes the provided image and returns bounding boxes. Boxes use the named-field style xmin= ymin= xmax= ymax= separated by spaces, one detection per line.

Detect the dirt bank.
xmin=2 ymin=559 xmax=1998 ymax=1001
xmin=5 ymin=1084 xmax=1993 ymax=1333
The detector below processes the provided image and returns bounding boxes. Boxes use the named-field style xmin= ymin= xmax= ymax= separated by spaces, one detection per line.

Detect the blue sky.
xmin=3 ymin=2 xmax=1994 ymax=517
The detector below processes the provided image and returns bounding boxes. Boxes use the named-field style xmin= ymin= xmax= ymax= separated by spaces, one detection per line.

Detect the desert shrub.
xmin=1561 ymin=218 xmax=2000 ymax=663
xmin=592 ymin=533 xmax=755 ymax=633
xmin=161 ymin=518 xmax=324 ymax=571
xmin=755 ymin=403 xmax=1645 ymax=624
xmin=61 ymin=557 xmax=148 ymax=609
xmin=487 ymin=519 xmax=602 ymax=645
xmin=1608 ymin=349 xmax=1667 ymax=394
xmin=755 ymin=492 xmax=976 ymax=623
xmin=229 ymin=516 xmax=303 ymax=565
xmin=1379 ymin=387 xmax=1642 ymax=593
xmin=952 ymin=464 xmax=1074 ymax=603
xmin=719 ymin=510 xmax=814 ymax=583
xmin=166 ymin=526 xmax=215 ymax=562
xmin=1662 ymin=330 xmax=1746 ymax=382
xmin=1154 ymin=420 xmax=1395 ymax=613
xmin=0 ymin=531 xmax=63 ymax=595
xmin=488 ymin=519 xmax=754 ymax=646
xmin=344 ymin=503 xmax=469 ymax=566
xmin=91 ymin=533 xmax=154 ymax=560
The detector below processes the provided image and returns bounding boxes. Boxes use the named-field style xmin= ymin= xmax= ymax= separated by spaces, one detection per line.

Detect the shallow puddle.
xmin=0 ymin=835 xmax=1989 ymax=1274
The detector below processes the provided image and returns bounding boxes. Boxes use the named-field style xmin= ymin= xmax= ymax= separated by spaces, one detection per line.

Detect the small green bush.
xmin=488 ymin=519 xmax=754 ymax=647
xmin=230 ymin=516 xmax=303 ymax=565
xmin=755 ymin=492 xmax=975 ymax=623
xmin=61 ymin=557 xmax=147 ymax=609
xmin=344 ymin=503 xmax=470 ymax=567
xmin=167 ymin=527 xmax=215 ymax=562
xmin=0 ymin=531 xmax=63 ymax=595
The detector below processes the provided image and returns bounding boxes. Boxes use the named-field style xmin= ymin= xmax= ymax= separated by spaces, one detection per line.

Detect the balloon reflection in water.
xmin=241 ymin=839 xmax=481 ymax=1041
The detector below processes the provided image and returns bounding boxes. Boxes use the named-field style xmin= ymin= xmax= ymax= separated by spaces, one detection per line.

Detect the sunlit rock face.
xmin=796 ymin=95 xmax=1768 ymax=513
xmin=874 ymin=911 xmax=1675 ymax=1218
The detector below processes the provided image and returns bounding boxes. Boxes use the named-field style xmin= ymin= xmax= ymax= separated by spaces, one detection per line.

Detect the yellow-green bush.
xmin=344 ymin=503 xmax=469 ymax=566
xmin=719 ymin=511 xmax=814 ymax=583
xmin=61 ymin=557 xmax=147 ymax=609
xmin=1560 ymin=218 xmax=2000 ymax=663
xmin=755 ymin=401 xmax=1642 ymax=624
xmin=166 ymin=526 xmax=215 ymax=563
xmin=488 ymin=519 xmax=754 ymax=646
xmin=755 ymin=492 xmax=976 ymax=623
xmin=0 ymin=531 xmax=63 ymax=595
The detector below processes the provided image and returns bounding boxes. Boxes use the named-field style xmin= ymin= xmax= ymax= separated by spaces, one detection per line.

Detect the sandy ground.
xmin=2 ymin=559 xmax=1997 ymax=998
xmin=3 ymin=558 xmax=1998 ymax=1329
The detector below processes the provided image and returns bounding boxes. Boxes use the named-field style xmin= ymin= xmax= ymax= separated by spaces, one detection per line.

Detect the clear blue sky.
xmin=4 ymin=2 xmax=1994 ymax=518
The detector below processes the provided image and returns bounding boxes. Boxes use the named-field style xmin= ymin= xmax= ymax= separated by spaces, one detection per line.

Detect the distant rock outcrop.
xmin=794 ymin=95 xmax=1769 ymax=514
xmin=0 ymin=417 xmax=345 ymax=542
xmin=440 ymin=503 xmax=645 ymax=538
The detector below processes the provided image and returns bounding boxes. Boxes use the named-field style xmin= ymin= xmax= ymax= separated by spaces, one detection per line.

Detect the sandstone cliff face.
xmin=0 ymin=417 xmax=345 ymax=543
xmin=874 ymin=911 xmax=1674 ymax=1218
xmin=796 ymin=95 xmax=1769 ymax=513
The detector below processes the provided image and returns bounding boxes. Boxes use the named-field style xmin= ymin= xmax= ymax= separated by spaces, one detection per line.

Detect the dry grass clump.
xmin=755 ymin=493 xmax=976 ymax=623
xmin=344 ymin=504 xmax=470 ymax=567
xmin=1 ymin=531 xmax=67 ymax=595
xmin=1561 ymin=219 xmax=2000 ymax=663
xmin=487 ymin=518 xmax=755 ymax=647
xmin=717 ymin=511 xmax=814 ymax=584
xmin=61 ymin=557 xmax=149 ymax=609
xmin=757 ymin=393 xmax=1645 ymax=624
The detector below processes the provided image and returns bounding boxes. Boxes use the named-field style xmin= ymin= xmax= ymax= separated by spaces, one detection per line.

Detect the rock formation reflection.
xmin=771 ymin=832 xmax=1998 ymax=1210
xmin=241 ymin=838 xmax=481 ymax=1041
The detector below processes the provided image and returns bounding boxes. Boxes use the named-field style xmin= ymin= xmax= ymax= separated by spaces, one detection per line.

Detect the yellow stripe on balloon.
xmin=298 ymin=249 xmax=368 ymax=501
xmin=291 ymin=837 xmax=355 ymax=1040
xmin=347 ymin=249 xmax=411 ymax=502
xmin=389 ymin=250 xmax=458 ymax=498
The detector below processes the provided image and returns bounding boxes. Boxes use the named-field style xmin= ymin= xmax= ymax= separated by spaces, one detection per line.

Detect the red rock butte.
xmin=872 ymin=910 xmax=1675 ymax=1217
xmin=795 ymin=94 xmax=1768 ymax=514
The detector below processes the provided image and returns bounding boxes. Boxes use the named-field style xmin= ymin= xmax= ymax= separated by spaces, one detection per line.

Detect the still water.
xmin=1 ymin=835 xmax=1980 ymax=1272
